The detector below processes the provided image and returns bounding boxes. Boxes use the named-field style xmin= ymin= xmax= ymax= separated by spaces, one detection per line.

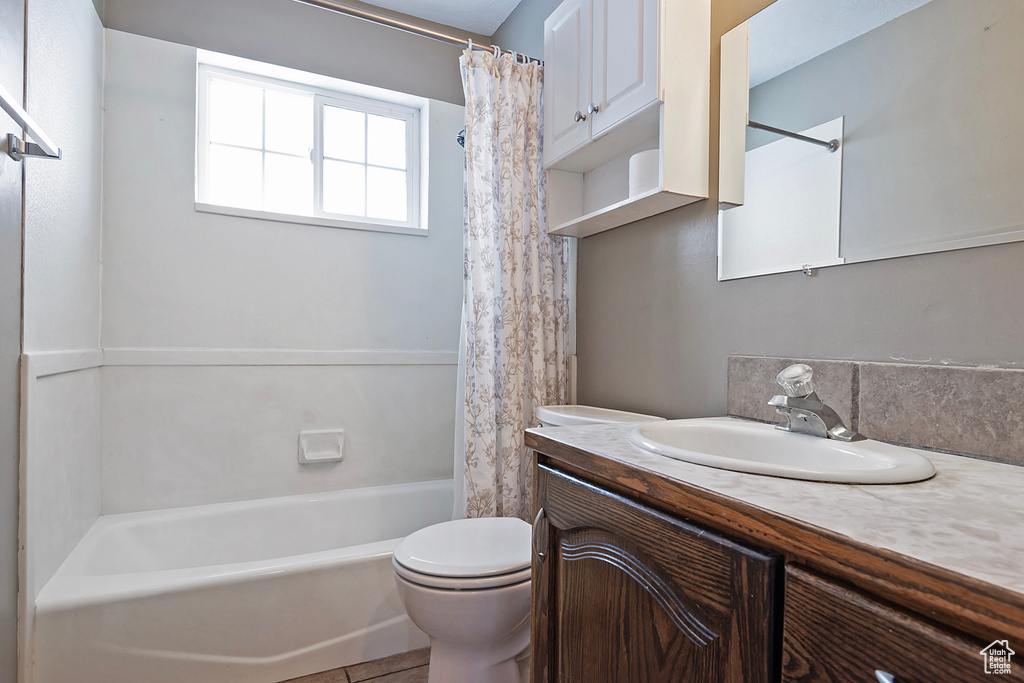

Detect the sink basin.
xmin=627 ymin=417 xmax=935 ymax=484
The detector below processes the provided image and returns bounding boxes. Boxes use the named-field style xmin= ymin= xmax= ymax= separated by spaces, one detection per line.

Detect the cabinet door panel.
xmin=532 ymin=465 xmax=778 ymax=683
xmin=557 ymin=527 xmax=721 ymax=681
xmin=783 ymin=566 xmax=1024 ymax=683
xmin=543 ymin=0 xmax=591 ymax=165
xmin=591 ymin=0 xmax=659 ymax=136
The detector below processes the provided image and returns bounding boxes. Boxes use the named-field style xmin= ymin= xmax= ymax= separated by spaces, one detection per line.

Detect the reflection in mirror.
xmin=717 ymin=0 xmax=1024 ymax=280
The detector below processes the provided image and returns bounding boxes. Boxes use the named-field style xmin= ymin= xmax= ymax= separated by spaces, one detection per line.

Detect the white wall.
xmin=23 ymin=4 xmax=103 ymax=354
xmin=20 ymin=0 xmax=105 ymax=678
xmin=102 ymin=31 xmax=461 ymax=351
xmin=0 ymin=0 xmax=24 ymax=677
xmin=101 ymin=364 xmax=456 ymax=512
xmin=100 ymin=30 xmax=464 ymax=513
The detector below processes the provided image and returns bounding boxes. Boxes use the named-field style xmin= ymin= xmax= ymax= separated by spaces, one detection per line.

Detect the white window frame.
xmin=196 ymin=63 xmax=423 ymax=236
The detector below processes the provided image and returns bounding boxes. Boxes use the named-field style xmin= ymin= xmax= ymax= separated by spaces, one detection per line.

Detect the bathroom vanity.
xmin=526 ymin=422 xmax=1024 ymax=682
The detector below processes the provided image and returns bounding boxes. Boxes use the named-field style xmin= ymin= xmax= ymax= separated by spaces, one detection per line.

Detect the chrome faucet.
xmin=767 ymin=364 xmax=864 ymax=442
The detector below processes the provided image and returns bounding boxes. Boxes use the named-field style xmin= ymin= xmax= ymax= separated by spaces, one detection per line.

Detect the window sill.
xmin=194 ymin=202 xmax=428 ymax=236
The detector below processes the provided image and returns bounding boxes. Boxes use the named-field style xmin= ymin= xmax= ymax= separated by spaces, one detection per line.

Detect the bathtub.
xmin=32 ymin=479 xmax=454 ymax=683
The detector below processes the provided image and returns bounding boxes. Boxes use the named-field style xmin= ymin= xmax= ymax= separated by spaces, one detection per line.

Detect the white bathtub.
xmin=32 ymin=479 xmax=454 ymax=683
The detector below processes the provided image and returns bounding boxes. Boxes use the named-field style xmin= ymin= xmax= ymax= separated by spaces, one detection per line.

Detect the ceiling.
xmin=357 ymin=0 xmax=523 ymax=36
xmin=748 ymin=0 xmax=933 ymax=87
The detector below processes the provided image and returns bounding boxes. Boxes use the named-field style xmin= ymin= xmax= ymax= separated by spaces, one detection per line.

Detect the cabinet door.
xmin=532 ymin=465 xmax=778 ymax=683
xmin=783 ymin=566 xmax=1024 ymax=683
xmin=543 ymin=0 xmax=591 ymax=166
xmin=590 ymin=0 xmax=659 ymax=137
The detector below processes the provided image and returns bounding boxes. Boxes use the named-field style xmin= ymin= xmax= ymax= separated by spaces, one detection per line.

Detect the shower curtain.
xmin=454 ymin=49 xmax=569 ymax=521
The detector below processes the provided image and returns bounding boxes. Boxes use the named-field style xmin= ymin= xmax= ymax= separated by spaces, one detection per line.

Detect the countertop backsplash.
xmin=728 ymin=355 xmax=1024 ymax=467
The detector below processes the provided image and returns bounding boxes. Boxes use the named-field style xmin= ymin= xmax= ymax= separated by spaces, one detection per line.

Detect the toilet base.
xmin=391 ymin=546 xmax=532 ymax=683
xmin=425 ymin=631 xmax=530 ymax=683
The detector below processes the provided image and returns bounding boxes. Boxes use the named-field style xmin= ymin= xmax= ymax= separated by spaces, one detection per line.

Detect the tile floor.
xmin=284 ymin=648 xmax=429 ymax=683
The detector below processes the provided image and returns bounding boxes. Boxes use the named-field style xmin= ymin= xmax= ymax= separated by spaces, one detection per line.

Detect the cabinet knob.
xmin=533 ymin=507 xmax=548 ymax=559
xmin=875 ymin=672 xmax=896 ymax=683
xmin=573 ymin=110 xmax=586 ymax=122
xmin=588 ymin=102 xmax=600 ymax=115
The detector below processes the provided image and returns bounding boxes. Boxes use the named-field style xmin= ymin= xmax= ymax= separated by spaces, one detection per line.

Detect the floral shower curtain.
xmin=457 ymin=49 xmax=569 ymax=521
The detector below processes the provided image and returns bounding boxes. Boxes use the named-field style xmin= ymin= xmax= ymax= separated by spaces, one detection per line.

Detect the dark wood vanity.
xmin=527 ymin=428 xmax=1024 ymax=683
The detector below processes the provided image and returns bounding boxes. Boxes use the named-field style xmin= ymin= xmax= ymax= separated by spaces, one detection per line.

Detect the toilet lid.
xmin=535 ymin=404 xmax=665 ymax=427
xmin=394 ymin=518 xmax=532 ymax=578
xmin=393 ymin=556 xmax=531 ymax=590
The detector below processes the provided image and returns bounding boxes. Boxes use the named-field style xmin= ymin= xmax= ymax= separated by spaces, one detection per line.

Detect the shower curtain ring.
xmin=467 ymin=38 xmax=472 ymax=51
xmin=493 ymin=44 xmax=500 ymax=58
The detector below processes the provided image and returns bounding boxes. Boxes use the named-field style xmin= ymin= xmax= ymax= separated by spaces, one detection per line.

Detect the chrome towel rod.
xmin=292 ymin=0 xmax=542 ymax=64
xmin=748 ymin=120 xmax=839 ymax=153
xmin=0 ymin=81 xmax=61 ymax=161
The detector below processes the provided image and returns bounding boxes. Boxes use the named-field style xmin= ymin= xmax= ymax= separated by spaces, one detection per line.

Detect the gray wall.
xmin=494 ymin=0 xmax=1024 ymax=420
xmin=103 ymin=0 xmax=484 ymax=104
xmin=490 ymin=0 xmax=560 ymax=59
xmin=0 ymin=0 xmax=22 ymax=677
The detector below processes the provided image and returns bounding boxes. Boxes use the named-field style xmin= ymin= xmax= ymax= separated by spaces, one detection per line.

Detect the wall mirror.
xmin=717 ymin=0 xmax=1024 ymax=280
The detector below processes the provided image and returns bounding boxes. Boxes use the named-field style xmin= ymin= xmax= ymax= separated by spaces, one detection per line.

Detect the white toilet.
xmin=392 ymin=405 xmax=664 ymax=683
xmin=393 ymin=517 xmax=532 ymax=683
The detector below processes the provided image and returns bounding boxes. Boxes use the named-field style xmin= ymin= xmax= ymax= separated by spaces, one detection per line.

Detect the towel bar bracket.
xmin=5 ymin=133 xmax=61 ymax=161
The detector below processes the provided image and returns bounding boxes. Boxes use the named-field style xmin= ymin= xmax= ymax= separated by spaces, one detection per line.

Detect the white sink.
xmin=628 ymin=417 xmax=935 ymax=484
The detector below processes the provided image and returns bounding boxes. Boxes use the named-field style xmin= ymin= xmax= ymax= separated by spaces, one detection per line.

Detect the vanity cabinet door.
xmin=543 ymin=0 xmax=592 ymax=165
xmin=589 ymin=0 xmax=659 ymax=136
xmin=532 ymin=464 xmax=778 ymax=683
xmin=783 ymin=566 xmax=1024 ymax=682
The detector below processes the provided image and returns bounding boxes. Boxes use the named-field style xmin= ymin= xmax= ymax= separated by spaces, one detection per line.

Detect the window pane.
xmin=366 ymin=167 xmax=407 ymax=222
xmin=265 ymin=89 xmax=313 ymax=156
xmin=207 ymin=144 xmax=262 ymax=209
xmin=265 ymin=153 xmax=313 ymax=215
xmin=323 ymin=160 xmax=366 ymax=216
xmin=367 ymin=114 xmax=406 ymax=169
xmin=208 ymin=78 xmax=262 ymax=148
xmin=323 ymin=106 xmax=365 ymax=162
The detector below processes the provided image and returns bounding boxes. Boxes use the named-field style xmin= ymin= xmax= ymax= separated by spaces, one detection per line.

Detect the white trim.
xmin=194 ymin=202 xmax=428 ymax=236
xmin=22 ymin=349 xmax=104 ymax=379
xmin=102 ymin=348 xmax=458 ymax=367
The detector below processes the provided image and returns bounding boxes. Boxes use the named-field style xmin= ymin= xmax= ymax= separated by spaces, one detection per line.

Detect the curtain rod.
xmin=747 ymin=120 xmax=839 ymax=153
xmin=292 ymin=0 xmax=543 ymax=64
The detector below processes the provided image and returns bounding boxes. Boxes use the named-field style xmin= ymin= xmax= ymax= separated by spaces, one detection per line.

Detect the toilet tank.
xmin=535 ymin=405 xmax=665 ymax=428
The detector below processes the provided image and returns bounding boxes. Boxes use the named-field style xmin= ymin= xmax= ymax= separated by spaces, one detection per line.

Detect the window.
xmin=196 ymin=64 xmax=422 ymax=234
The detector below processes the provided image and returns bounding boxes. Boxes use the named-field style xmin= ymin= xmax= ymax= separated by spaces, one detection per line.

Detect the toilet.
xmin=535 ymin=404 xmax=665 ymax=428
xmin=393 ymin=517 xmax=532 ymax=683
xmin=392 ymin=405 xmax=664 ymax=683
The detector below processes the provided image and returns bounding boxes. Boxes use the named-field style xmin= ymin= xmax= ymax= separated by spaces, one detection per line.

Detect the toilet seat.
xmin=393 ymin=517 xmax=532 ymax=591
xmin=393 ymin=556 xmax=531 ymax=590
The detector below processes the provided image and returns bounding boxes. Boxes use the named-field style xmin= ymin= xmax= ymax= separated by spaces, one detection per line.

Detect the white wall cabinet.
xmin=545 ymin=0 xmax=658 ymax=163
xmin=543 ymin=0 xmax=710 ymax=238
xmin=544 ymin=0 xmax=592 ymax=163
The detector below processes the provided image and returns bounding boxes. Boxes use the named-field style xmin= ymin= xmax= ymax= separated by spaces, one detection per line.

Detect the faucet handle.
xmin=776 ymin=364 xmax=815 ymax=398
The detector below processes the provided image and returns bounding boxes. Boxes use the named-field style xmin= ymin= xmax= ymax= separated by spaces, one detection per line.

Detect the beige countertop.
xmin=527 ymin=419 xmax=1024 ymax=597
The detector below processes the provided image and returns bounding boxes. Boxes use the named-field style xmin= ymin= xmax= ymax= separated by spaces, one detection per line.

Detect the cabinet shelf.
xmin=549 ymin=186 xmax=700 ymax=238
